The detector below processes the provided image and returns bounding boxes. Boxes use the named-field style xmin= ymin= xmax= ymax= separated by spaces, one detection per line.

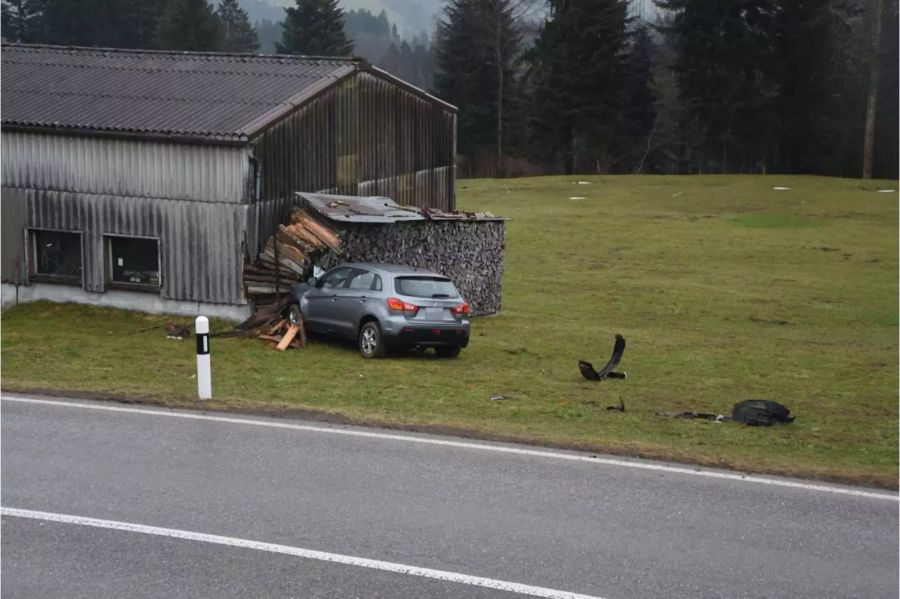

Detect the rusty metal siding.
xmin=3 ymin=187 xmax=249 ymax=304
xmin=1 ymin=132 xmax=250 ymax=203
xmin=1 ymin=188 xmax=28 ymax=283
xmin=251 ymin=71 xmax=456 ymax=235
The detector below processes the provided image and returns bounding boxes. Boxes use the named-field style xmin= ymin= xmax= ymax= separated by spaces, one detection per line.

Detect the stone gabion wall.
xmin=317 ymin=220 xmax=505 ymax=316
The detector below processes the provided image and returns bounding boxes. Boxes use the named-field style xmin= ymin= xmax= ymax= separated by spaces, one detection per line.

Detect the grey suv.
xmin=288 ymin=263 xmax=471 ymax=358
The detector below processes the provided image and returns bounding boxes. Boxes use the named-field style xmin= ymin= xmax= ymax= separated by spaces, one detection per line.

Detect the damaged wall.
xmin=317 ymin=220 xmax=505 ymax=316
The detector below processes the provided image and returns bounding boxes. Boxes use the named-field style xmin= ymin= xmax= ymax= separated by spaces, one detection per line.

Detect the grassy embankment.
xmin=3 ymin=175 xmax=897 ymax=487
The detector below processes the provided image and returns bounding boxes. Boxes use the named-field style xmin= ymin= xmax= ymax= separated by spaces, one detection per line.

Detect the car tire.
xmin=359 ymin=321 xmax=387 ymax=359
xmin=435 ymin=345 xmax=461 ymax=358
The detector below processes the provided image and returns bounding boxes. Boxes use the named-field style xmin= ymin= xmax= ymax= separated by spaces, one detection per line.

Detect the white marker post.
xmin=195 ymin=316 xmax=211 ymax=400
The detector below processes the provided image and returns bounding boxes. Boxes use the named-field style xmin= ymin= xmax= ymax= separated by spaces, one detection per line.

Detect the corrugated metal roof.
xmin=1 ymin=44 xmax=362 ymax=142
xmin=299 ymin=192 xmax=426 ymax=223
xmin=298 ymin=192 xmax=505 ymax=223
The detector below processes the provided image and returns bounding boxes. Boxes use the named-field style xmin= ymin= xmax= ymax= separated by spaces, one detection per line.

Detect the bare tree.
xmin=484 ymin=0 xmax=542 ymax=175
xmin=862 ymin=0 xmax=885 ymax=178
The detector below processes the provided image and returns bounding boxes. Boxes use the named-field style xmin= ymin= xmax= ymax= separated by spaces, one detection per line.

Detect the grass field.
xmin=3 ymin=175 xmax=897 ymax=487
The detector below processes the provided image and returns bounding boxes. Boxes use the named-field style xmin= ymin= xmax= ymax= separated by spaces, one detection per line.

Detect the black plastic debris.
xmin=660 ymin=411 xmax=727 ymax=422
xmin=606 ymin=397 xmax=625 ymax=412
xmin=579 ymin=334 xmax=627 ymax=381
xmin=732 ymin=400 xmax=794 ymax=426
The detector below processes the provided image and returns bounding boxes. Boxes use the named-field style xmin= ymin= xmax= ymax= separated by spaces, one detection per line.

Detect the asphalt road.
xmin=2 ymin=394 xmax=897 ymax=599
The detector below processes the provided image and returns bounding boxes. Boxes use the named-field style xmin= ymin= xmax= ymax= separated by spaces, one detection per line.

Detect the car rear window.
xmin=395 ymin=276 xmax=460 ymax=299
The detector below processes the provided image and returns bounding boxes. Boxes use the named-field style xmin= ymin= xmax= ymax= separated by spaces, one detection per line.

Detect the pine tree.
xmin=772 ymin=0 xmax=846 ymax=174
xmin=621 ymin=26 xmax=660 ymax=172
xmin=276 ymin=0 xmax=353 ymax=56
xmin=656 ymin=0 xmax=779 ymax=173
xmin=155 ymin=0 xmax=222 ymax=52
xmin=1 ymin=0 xmax=43 ymax=42
xmin=524 ymin=0 xmax=631 ymax=173
xmin=218 ymin=0 xmax=258 ymax=53
xmin=433 ymin=0 xmax=521 ymax=175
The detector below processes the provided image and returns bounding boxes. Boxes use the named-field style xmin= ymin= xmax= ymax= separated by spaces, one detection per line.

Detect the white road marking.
xmin=1 ymin=507 xmax=603 ymax=599
xmin=3 ymin=395 xmax=897 ymax=502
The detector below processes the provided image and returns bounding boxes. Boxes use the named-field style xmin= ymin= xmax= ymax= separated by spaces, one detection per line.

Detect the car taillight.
xmin=450 ymin=302 xmax=470 ymax=316
xmin=387 ymin=297 xmax=419 ymax=315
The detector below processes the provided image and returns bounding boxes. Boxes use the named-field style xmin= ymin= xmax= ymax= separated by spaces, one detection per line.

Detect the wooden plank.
xmin=276 ymin=324 xmax=301 ymax=351
xmin=265 ymin=319 xmax=287 ymax=336
xmin=278 ymin=225 xmax=317 ymax=253
xmin=291 ymin=210 xmax=343 ymax=253
xmin=298 ymin=316 xmax=307 ymax=348
xmin=274 ymin=240 xmax=307 ymax=265
xmin=285 ymin=222 xmax=326 ymax=250
xmin=246 ymin=284 xmax=293 ymax=295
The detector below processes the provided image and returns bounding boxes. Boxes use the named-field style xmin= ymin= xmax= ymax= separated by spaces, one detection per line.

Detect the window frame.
xmin=346 ymin=268 xmax=379 ymax=292
xmin=317 ymin=266 xmax=354 ymax=290
xmin=104 ymin=234 xmax=162 ymax=293
xmin=28 ymin=228 xmax=85 ymax=287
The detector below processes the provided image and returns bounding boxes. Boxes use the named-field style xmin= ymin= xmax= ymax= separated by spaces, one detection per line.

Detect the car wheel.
xmin=359 ymin=321 xmax=386 ymax=359
xmin=435 ymin=345 xmax=461 ymax=358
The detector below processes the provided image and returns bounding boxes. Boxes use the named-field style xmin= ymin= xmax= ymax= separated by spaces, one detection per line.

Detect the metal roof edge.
xmin=0 ymin=124 xmax=250 ymax=147
xmin=241 ymin=64 xmax=358 ymax=139
xmin=0 ymin=42 xmax=361 ymax=64
xmin=363 ymin=65 xmax=458 ymax=113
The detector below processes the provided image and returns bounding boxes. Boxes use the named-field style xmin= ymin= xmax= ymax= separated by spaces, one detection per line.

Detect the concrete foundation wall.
xmin=1 ymin=282 xmax=252 ymax=322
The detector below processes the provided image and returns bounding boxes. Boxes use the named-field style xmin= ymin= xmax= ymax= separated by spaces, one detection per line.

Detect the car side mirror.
xmin=307 ymin=276 xmax=318 ymax=287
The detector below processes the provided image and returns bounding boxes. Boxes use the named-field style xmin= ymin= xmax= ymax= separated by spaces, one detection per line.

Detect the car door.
xmin=339 ymin=268 xmax=379 ymax=337
xmin=304 ymin=267 xmax=353 ymax=333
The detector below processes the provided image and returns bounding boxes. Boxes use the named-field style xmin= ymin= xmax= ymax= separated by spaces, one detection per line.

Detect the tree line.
xmin=434 ymin=0 xmax=897 ymax=179
xmin=2 ymin=0 xmax=259 ymax=52
xmin=3 ymin=0 xmax=896 ymax=179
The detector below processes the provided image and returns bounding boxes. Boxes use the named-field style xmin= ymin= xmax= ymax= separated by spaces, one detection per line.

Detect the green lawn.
xmin=3 ymin=175 xmax=897 ymax=487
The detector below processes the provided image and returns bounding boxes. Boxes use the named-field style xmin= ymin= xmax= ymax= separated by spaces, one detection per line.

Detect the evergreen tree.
xmin=254 ymin=18 xmax=282 ymax=53
xmin=1 ymin=0 xmax=44 ymax=42
xmin=277 ymin=0 xmax=352 ymax=56
xmin=218 ymin=0 xmax=258 ymax=52
xmin=4 ymin=0 xmax=167 ymax=49
xmin=771 ymin=0 xmax=847 ymax=174
xmin=621 ymin=26 xmax=660 ymax=172
xmin=344 ymin=8 xmax=392 ymax=63
xmin=155 ymin=0 xmax=222 ymax=52
xmin=524 ymin=0 xmax=631 ymax=173
xmin=433 ymin=0 xmax=521 ymax=175
xmin=656 ymin=0 xmax=779 ymax=173
xmin=31 ymin=0 xmax=104 ymax=46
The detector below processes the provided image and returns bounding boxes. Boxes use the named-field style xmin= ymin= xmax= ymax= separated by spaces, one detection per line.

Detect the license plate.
xmin=424 ymin=307 xmax=444 ymax=319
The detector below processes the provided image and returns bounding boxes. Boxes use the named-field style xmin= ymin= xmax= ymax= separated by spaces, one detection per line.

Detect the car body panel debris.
xmin=579 ymin=334 xmax=627 ymax=381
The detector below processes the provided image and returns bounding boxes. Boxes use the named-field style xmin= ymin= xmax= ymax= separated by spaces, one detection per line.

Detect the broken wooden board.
xmin=276 ymin=324 xmax=301 ymax=351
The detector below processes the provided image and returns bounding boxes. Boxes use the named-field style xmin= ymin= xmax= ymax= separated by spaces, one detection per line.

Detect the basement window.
xmin=30 ymin=229 xmax=83 ymax=285
xmin=106 ymin=236 xmax=160 ymax=291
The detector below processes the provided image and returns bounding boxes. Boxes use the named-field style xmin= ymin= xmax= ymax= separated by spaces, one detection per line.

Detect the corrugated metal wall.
xmin=1 ymin=188 xmax=28 ymax=283
xmin=1 ymin=69 xmax=458 ymax=303
xmin=2 ymin=187 xmax=249 ymax=304
xmin=1 ymin=133 xmax=250 ymax=203
xmin=251 ymin=71 xmax=456 ymax=216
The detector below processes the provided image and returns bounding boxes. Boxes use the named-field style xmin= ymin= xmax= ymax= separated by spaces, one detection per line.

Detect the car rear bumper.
xmin=386 ymin=324 xmax=470 ymax=348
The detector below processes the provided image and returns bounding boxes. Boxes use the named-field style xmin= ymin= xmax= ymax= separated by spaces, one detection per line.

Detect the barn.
xmin=0 ymin=43 xmax=457 ymax=320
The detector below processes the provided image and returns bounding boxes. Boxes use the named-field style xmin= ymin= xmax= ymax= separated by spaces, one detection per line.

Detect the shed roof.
xmin=1 ymin=44 xmax=455 ymax=145
xmin=298 ymin=192 xmax=505 ymax=223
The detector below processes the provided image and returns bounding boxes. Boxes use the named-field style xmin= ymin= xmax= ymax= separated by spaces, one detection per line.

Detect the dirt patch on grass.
xmin=6 ymin=386 xmax=896 ymax=491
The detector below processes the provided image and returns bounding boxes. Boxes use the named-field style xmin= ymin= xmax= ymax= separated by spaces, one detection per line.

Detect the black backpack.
xmin=732 ymin=400 xmax=794 ymax=426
